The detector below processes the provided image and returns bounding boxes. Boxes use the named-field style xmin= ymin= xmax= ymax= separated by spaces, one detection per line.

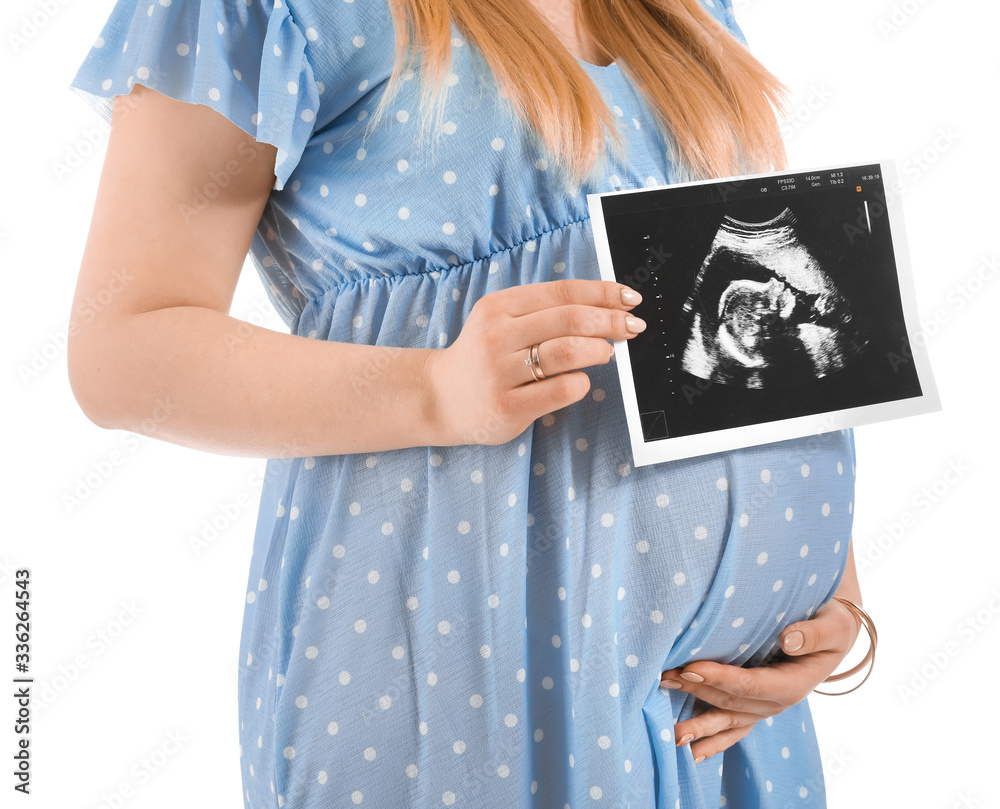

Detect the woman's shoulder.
xmin=68 ymin=0 xmax=396 ymax=190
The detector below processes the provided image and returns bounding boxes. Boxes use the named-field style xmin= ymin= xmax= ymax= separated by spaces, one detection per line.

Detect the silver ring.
xmin=528 ymin=343 xmax=547 ymax=382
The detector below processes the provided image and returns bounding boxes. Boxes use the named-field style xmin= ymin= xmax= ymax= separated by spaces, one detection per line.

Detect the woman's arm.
xmin=660 ymin=535 xmax=864 ymax=762
xmin=68 ymin=84 xmax=641 ymax=458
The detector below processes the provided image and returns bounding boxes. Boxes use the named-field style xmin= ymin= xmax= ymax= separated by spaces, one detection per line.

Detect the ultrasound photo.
xmin=588 ymin=161 xmax=941 ymax=467
xmin=680 ymin=206 xmax=867 ymax=390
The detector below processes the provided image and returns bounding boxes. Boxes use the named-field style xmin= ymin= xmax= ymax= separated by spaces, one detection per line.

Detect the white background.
xmin=2 ymin=0 xmax=996 ymax=807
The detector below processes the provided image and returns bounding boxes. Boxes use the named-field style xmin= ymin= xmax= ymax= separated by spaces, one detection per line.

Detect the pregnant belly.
xmin=523 ymin=363 xmax=856 ymax=713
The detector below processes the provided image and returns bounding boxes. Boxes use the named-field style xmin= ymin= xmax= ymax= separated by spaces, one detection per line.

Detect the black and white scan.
xmin=680 ymin=207 xmax=867 ymax=390
xmin=590 ymin=161 xmax=940 ymax=464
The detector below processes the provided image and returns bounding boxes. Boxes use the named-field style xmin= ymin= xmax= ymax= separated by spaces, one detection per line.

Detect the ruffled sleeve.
xmin=68 ymin=0 xmax=321 ymax=191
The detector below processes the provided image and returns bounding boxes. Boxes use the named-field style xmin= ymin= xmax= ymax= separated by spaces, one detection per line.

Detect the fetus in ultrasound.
xmin=680 ymin=207 xmax=866 ymax=390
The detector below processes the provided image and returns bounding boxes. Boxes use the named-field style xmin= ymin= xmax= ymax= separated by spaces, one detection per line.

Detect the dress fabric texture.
xmin=69 ymin=1 xmax=858 ymax=807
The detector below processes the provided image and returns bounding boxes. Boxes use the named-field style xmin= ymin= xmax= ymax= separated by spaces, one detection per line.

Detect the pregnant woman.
xmin=67 ymin=0 xmax=871 ymax=806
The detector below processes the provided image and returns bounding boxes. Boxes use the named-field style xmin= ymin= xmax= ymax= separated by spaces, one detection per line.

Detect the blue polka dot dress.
xmin=70 ymin=1 xmax=858 ymax=807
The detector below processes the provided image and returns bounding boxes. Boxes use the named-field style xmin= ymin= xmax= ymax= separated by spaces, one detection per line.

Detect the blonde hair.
xmin=367 ymin=0 xmax=791 ymax=189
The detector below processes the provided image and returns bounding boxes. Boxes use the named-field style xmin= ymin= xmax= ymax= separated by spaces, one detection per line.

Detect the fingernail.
xmin=609 ymin=342 xmax=615 ymax=358
xmin=694 ymin=755 xmax=706 ymax=764
xmin=625 ymin=316 xmax=646 ymax=333
xmin=620 ymin=287 xmax=642 ymax=306
xmin=660 ymin=679 xmax=682 ymax=689
xmin=680 ymin=671 xmax=704 ymax=683
xmin=677 ymin=734 xmax=694 ymax=746
xmin=783 ymin=630 xmax=804 ymax=652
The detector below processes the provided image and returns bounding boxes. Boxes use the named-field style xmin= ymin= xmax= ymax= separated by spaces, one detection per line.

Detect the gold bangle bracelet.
xmin=813 ymin=595 xmax=877 ymax=696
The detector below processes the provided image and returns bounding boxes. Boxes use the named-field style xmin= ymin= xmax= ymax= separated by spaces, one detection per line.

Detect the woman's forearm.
xmin=69 ymin=305 xmax=443 ymax=458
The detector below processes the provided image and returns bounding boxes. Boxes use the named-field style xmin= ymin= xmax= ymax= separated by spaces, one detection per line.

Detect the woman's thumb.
xmin=779 ymin=604 xmax=844 ymax=656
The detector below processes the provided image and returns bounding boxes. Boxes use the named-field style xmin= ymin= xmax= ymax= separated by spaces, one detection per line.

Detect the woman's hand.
xmin=659 ymin=595 xmax=862 ymax=763
xmin=425 ymin=279 xmax=645 ymax=447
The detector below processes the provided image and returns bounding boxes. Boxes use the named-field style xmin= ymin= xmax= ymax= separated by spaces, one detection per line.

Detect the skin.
xmin=68 ymin=0 xmax=865 ymax=770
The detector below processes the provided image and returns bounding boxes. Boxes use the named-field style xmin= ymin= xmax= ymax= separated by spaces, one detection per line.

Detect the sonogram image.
xmin=679 ymin=207 xmax=867 ymax=390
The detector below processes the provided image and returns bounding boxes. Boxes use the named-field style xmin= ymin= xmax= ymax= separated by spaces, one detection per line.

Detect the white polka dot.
xmin=406 ymin=596 xmax=419 ymax=610
xmin=447 ymin=570 xmax=461 ymax=584
xmin=352 ymin=791 xmax=363 ymax=805
xmin=368 ymin=570 xmax=380 ymax=584
xmin=650 ymin=610 xmax=663 ymax=623
xmin=453 ymin=740 xmax=466 ymax=754
xmin=716 ymin=476 xmax=728 ymax=490
xmin=590 ymin=786 xmax=603 ymax=799
xmin=822 ymin=502 xmax=831 ymax=516
xmin=761 ymin=469 xmax=771 ymax=483
xmin=757 ymin=551 xmax=768 ymax=565
xmin=542 ymin=676 xmax=554 ymax=690
xmin=592 ymin=564 xmax=602 ymax=578
xmin=354 ymin=619 xmax=367 ymax=633
xmin=725 ymin=585 xmax=735 ymax=598
xmin=601 ymin=513 xmax=614 ymax=527
xmin=480 ymin=645 xmax=491 ymax=658
xmin=328 ymin=722 xmax=339 ymax=735
xmin=443 ymin=222 xmax=455 ymax=235
xmin=552 ymin=635 xmax=561 ymax=648
xmin=801 ymin=464 xmax=810 ymax=477
xmin=295 ymin=695 xmax=307 ymax=708
xmin=497 ymin=764 xmax=510 ymax=777
xmin=625 ymin=654 xmax=639 ymax=667
xmin=673 ymin=571 xmax=687 ymax=586
xmin=488 ymin=594 xmax=500 ymax=608
xmin=786 ymin=507 xmax=794 ymax=521
xmin=837 ymin=461 xmax=844 ymax=474
xmin=427 ymin=672 xmax=438 ymax=686
xmin=504 ymin=714 xmax=518 ymax=727
xmin=470 ymin=694 xmax=483 ymax=708
xmin=617 ymin=586 xmax=625 ymax=600
xmin=582 ymin=614 xmax=592 ymax=628
xmin=636 ymin=540 xmax=650 ymax=554
xmin=499 ymin=542 xmax=508 ymax=556
xmin=739 ymin=513 xmax=749 ymax=527
xmin=799 ymin=786 xmax=809 ymax=798
xmin=492 ymin=137 xmax=505 ymax=151
xmin=406 ymin=764 xmax=419 ymax=778
xmin=438 ymin=621 xmax=451 ymax=634
xmin=694 ymin=525 xmax=708 ymax=540
xmin=284 ymin=746 xmax=295 ymax=759
xmin=656 ymin=494 xmax=670 ymax=508
xmin=443 ymin=170 xmax=457 ymax=184
xmin=392 ymin=646 xmax=405 ymax=660
xmin=305 ymin=645 xmax=318 ymax=659
xmin=625 ymin=760 xmax=632 ymax=773
xmin=517 ymin=668 xmax=526 ymax=682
